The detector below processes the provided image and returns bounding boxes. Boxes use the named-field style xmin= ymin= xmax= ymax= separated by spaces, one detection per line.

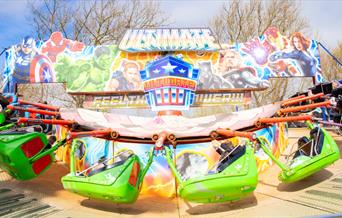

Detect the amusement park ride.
xmin=0 ymin=27 xmax=341 ymax=205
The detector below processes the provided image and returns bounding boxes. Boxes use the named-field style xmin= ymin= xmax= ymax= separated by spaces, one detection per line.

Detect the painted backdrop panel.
xmin=2 ymin=27 xmax=322 ymax=93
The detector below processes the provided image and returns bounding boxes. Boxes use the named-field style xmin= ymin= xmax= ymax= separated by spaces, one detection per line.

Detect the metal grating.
xmin=0 ymin=188 xmax=60 ymax=218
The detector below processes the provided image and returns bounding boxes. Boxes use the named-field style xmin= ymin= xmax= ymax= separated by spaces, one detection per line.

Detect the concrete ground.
xmin=0 ymin=128 xmax=341 ymax=218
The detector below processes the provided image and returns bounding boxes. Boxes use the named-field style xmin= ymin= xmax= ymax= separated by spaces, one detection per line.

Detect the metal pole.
xmin=318 ymin=42 xmax=342 ymax=67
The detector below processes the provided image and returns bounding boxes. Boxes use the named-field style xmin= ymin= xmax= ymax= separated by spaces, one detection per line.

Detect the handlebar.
xmin=7 ymin=105 xmax=59 ymax=116
xmin=282 ymin=93 xmax=324 ymax=107
xmin=69 ymin=129 xmax=118 ymax=139
xmin=216 ymin=128 xmax=256 ymax=141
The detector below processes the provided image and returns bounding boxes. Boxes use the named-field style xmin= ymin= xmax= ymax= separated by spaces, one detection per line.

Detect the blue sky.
xmin=0 ymin=0 xmax=341 ymax=67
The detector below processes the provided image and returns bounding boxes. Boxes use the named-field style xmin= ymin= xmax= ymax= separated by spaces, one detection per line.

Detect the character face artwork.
xmin=198 ymin=61 xmax=213 ymax=82
xmin=21 ymin=36 xmax=35 ymax=55
xmin=290 ymin=32 xmax=310 ymax=52
xmin=198 ymin=62 xmax=212 ymax=84
xmin=293 ymin=37 xmax=304 ymax=51
xmin=198 ymin=62 xmax=213 ymax=87
xmin=264 ymin=26 xmax=289 ymax=50
xmin=105 ymin=60 xmax=143 ymax=91
xmin=50 ymin=32 xmax=64 ymax=45
xmin=125 ymin=66 xmax=139 ymax=81
xmin=94 ymin=46 xmax=112 ymax=69
xmin=123 ymin=61 xmax=141 ymax=88
xmin=216 ymin=49 xmax=244 ymax=76
xmin=265 ymin=27 xmax=279 ymax=43
xmin=97 ymin=53 xmax=111 ymax=69
xmin=215 ymin=48 xmax=269 ymax=89
xmin=198 ymin=61 xmax=230 ymax=89
xmin=22 ymin=46 xmax=32 ymax=55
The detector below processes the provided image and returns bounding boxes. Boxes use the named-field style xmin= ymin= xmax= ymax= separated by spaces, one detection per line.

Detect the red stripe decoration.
xmin=176 ymin=89 xmax=179 ymax=104
xmin=168 ymin=88 xmax=172 ymax=104
xmin=160 ymin=88 xmax=164 ymax=104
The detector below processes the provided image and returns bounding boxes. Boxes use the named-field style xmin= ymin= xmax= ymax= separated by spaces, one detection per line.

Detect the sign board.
xmin=140 ymin=56 xmax=199 ymax=111
xmin=82 ymin=92 xmax=251 ymax=109
xmin=119 ymin=28 xmax=220 ymax=52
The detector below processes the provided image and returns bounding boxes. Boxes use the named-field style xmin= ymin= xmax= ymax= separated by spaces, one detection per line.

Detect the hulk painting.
xmin=54 ymin=45 xmax=118 ymax=92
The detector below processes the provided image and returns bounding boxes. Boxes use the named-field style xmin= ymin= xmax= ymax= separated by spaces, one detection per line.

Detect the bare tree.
xmin=210 ymin=0 xmax=309 ymax=106
xmin=211 ymin=0 xmax=308 ymax=44
xmin=17 ymin=83 xmax=75 ymax=108
xmin=253 ymin=77 xmax=313 ymax=106
xmin=29 ymin=0 xmax=76 ymax=40
xmin=29 ymin=0 xmax=168 ymax=44
xmin=77 ymin=0 xmax=169 ymax=45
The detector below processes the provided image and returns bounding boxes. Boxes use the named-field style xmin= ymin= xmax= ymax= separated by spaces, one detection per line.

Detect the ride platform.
xmin=0 ymin=128 xmax=341 ymax=218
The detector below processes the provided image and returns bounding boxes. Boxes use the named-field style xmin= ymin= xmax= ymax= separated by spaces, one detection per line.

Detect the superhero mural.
xmin=2 ymin=27 xmax=323 ymax=93
xmin=55 ymin=123 xmax=287 ymax=197
xmin=55 ymin=45 xmax=118 ymax=92
xmin=239 ymin=27 xmax=322 ymax=82
xmin=2 ymin=32 xmax=85 ymax=93
xmin=2 ymin=36 xmax=39 ymax=93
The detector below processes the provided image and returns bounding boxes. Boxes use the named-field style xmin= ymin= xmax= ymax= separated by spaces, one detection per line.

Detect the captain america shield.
xmin=29 ymin=54 xmax=55 ymax=83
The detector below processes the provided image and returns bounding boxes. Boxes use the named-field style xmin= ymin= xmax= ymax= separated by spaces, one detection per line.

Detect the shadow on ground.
xmin=81 ymin=196 xmax=178 ymax=215
xmin=0 ymin=162 xmax=68 ymax=198
xmin=184 ymin=194 xmax=257 ymax=215
xmin=277 ymin=169 xmax=333 ymax=192
xmin=334 ymin=138 xmax=342 ymax=159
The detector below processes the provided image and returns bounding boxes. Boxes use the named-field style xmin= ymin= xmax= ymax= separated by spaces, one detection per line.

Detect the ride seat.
xmin=106 ymin=153 xmax=133 ymax=170
xmin=87 ymin=163 xmax=106 ymax=177
xmin=294 ymin=136 xmax=311 ymax=158
xmin=87 ymin=152 xmax=134 ymax=177
xmin=45 ymin=136 xmax=57 ymax=150
xmin=310 ymin=127 xmax=324 ymax=155
xmin=336 ymin=97 xmax=342 ymax=110
xmin=216 ymin=145 xmax=246 ymax=173
xmin=293 ymin=127 xmax=324 ymax=159
xmin=332 ymin=87 xmax=342 ymax=98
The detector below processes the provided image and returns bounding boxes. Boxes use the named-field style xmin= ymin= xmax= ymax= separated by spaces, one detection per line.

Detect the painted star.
xmin=179 ymin=68 xmax=186 ymax=74
xmin=153 ymin=68 xmax=161 ymax=74
xmin=161 ymin=63 xmax=177 ymax=73
xmin=43 ymin=68 xmax=52 ymax=82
